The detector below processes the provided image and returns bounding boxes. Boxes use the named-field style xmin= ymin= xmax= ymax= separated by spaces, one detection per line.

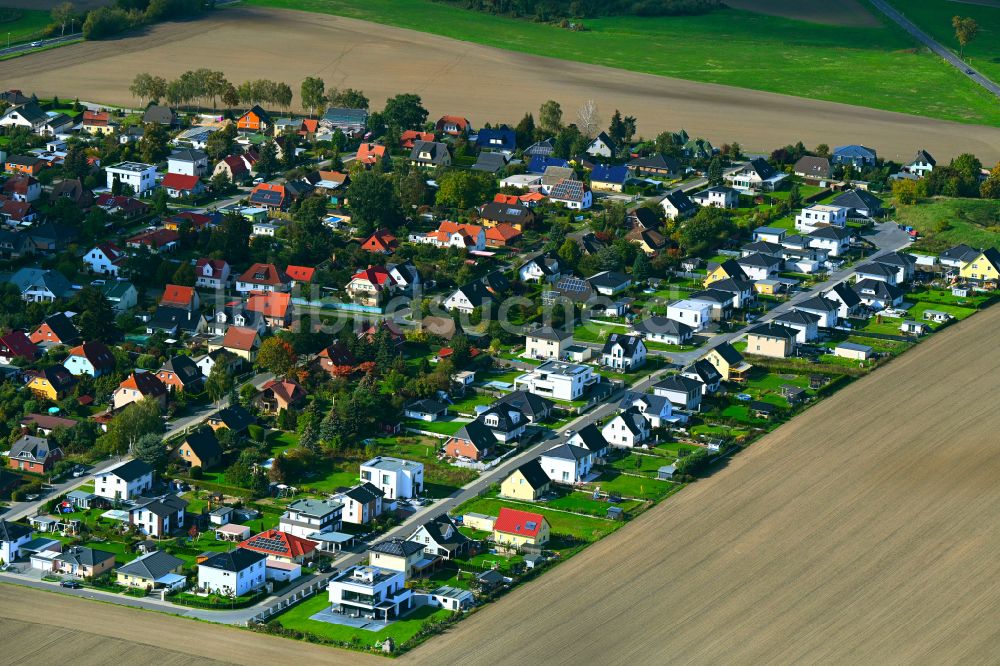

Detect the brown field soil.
xmin=3 ymin=6 xmax=1000 ymax=161
xmin=724 ymin=0 xmax=881 ymax=27
xmin=409 ymin=305 xmax=1000 ymax=665
xmin=0 ymin=584 xmax=374 ymax=666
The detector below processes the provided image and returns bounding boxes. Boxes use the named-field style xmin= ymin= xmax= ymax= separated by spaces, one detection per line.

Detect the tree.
xmin=256 ymin=337 xmax=297 ymax=376
xmin=328 ymin=87 xmax=369 ymax=110
xmin=952 ymin=15 xmax=978 ymax=58
xmin=300 ymin=76 xmax=326 ymax=117
xmin=72 ymin=286 xmax=115 ymax=342
xmin=981 ymin=163 xmax=1000 ymax=199
xmin=255 ymin=140 xmax=278 ymax=176
xmin=632 ymin=251 xmax=651 ymax=280
xmin=788 ymin=182 xmax=802 ymax=209
xmin=707 ymin=156 xmax=723 ymax=186
xmin=557 ymin=238 xmax=581 ymax=271
xmin=679 ymin=207 xmax=736 ymax=256
xmin=539 ymin=99 xmax=563 ymax=134
xmin=138 ymin=122 xmax=170 ymax=164
xmin=577 ymin=99 xmax=600 ymax=138
xmin=299 ymin=423 xmax=320 ymax=453
xmin=63 ymin=144 xmax=91 ymax=180
xmin=608 ymin=109 xmax=626 ymax=146
xmin=172 ymin=261 xmax=195 ymax=286
xmin=131 ymin=433 xmax=167 ymax=472
xmin=396 ymin=168 xmax=427 ymax=211
xmin=52 ymin=2 xmax=76 ymax=37
xmin=515 ymin=112 xmax=535 ymax=149
xmin=347 ymin=170 xmax=398 ymax=234
xmin=435 ymin=170 xmax=496 ymax=210
xmin=205 ymin=361 xmax=234 ymax=405
xmin=892 ymin=178 xmax=923 ymax=205
xmin=205 ymin=121 xmax=237 ymax=160
xmin=383 ymin=93 xmax=428 ymax=130
xmin=130 ymin=72 xmax=154 ymax=106
xmin=101 ymin=397 xmax=162 ymax=456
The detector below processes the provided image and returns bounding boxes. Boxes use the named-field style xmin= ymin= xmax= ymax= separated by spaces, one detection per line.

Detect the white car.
xmin=30 ymin=41 xmax=42 ymax=48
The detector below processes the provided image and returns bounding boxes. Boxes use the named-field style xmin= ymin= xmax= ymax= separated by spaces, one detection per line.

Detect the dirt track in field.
xmin=724 ymin=0 xmax=881 ymax=27
xmin=409 ymin=305 xmax=1000 ymax=665
xmin=0 ymin=584 xmax=375 ymax=665
xmin=2 ymin=5 xmax=1000 ymax=162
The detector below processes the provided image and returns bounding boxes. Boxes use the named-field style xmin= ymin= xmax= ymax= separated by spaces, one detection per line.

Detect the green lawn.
xmin=590 ymin=470 xmax=679 ymax=502
xmin=246 ymin=0 xmax=1000 ymax=124
xmin=909 ymin=287 xmax=991 ymax=309
xmin=454 ymin=496 xmax=619 ymax=544
xmin=403 ymin=417 xmax=466 ymax=436
xmin=275 ymin=594 xmax=451 ymax=647
xmin=906 ymin=301 xmax=977 ymax=327
xmin=898 ymin=198 xmax=1000 ymax=254
xmin=0 ymin=9 xmax=51 ymax=46
xmin=885 ymin=0 xmax=1000 ymax=84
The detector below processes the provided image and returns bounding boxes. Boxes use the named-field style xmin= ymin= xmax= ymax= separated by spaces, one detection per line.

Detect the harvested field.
xmin=410 ymin=305 xmax=1000 ymax=665
xmin=0 ymin=584 xmax=372 ymax=666
xmin=3 ymin=6 xmax=1000 ymax=161
xmin=724 ymin=0 xmax=881 ymax=27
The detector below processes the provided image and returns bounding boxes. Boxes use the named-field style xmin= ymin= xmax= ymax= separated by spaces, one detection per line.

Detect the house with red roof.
xmin=163 ymin=211 xmax=216 ymax=231
xmin=82 ymin=110 xmax=116 ymax=135
xmin=355 ymin=142 xmax=389 ymax=168
xmin=435 ymin=115 xmax=471 ymax=136
xmin=346 ymin=266 xmax=397 ymax=307
xmin=2 ymin=174 xmax=41 ymax=202
xmin=297 ymin=118 xmax=319 ymax=140
xmin=254 ymin=378 xmax=306 ymax=414
xmin=0 ymin=200 xmax=38 ymax=226
xmin=209 ymin=326 xmax=261 ymax=362
xmin=63 ymin=341 xmax=115 ymax=377
xmin=95 ymin=194 xmax=149 ymax=219
xmin=240 ymin=529 xmax=316 ymax=564
xmin=485 ymin=223 xmax=522 ymax=248
xmin=126 ymin=228 xmax=179 ymax=253
xmin=194 ymin=258 xmax=230 ymax=289
xmin=248 ymin=182 xmax=287 ymax=210
xmin=113 ymin=371 xmax=168 ymax=411
xmin=161 ymin=173 xmax=204 ymax=199
xmin=492 ymin=507 xmax=550 ymax=550
xmin=0 ymin=330 xmax=38 ymax=364
xmin=212 ymin=154 xmax=252 ymax=183
xmin=30 ymin=313 xmax=80 ymax=347
xmin=361 ymin=229 xmax=398 ymax=255
xmin=235 ymin=263 xmax=290 ymax=293
xmin=84 ymin=243 xmax=125 ymax=277
xmin=284 ymin=265 xmax=315 ymax=286
xmin=160 ymin=284 xmax=198 ymax=311
xmin=412 ymin=220 xmax=485 ymax=251
xmin=400 ymin=130 xmax=434 ymax=150
xmin=246 ymin=292 xmax=293 ymax=329
xmin=236 ymin=105 xmax=271 ymax=133
xmin=315 ymin=341 xmax=356 ymax=377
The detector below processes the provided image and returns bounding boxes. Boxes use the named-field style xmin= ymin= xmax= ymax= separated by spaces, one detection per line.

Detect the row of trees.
xmin=83 ymin=0 xmax=207 ymax=40
xmin=130 ymin=70 xmax=293 ymax=111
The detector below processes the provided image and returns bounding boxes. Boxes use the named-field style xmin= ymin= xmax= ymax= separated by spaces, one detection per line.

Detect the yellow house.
xmin=958 ymin=248 xmax=1000 ymax=286
xmin=115 ymin=550 xmax=185 ymax=590
xmin=705 ymin=342 xmax=752 ymax=383
xmin=500 ymin=460 xmax=551 ymax=501
xmin=704 ymin=259 xmax=747 ymax=288
xmin=492 ymin=507 xmax=550 ymax=550
xmin=745 ymin=323 xmax=797 ymax=359
xmin=26 ymin=366 xmax=77 ymax=401
xmin=367 ymin=538 xmax=427 ymax=577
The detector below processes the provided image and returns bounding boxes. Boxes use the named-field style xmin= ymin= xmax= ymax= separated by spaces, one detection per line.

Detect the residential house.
xmin=155 ymin=355 xmax=204 ymax=393
xmin=237 ymin=105 xmax=272 ymax=133
xmin=957 ymin=247 xmax=1000 ymax=286
xmin=628 ymin=227 xmax=668 ymax=256
xmin=586 ymin=131 xmax=616 ymax=158
xmin=339 ymin=482 xmax=385 ymax=525
xmin=366 ymin=539 xmax=428 ymax=579
xmin=479 ymin=201 xmax=535 ymax=230
xmin=773 ymin=310 xmax=821 ymax=343
xmin=602 ymin=407 xmax=652 ymax=448
xmin=409 ymin=140 xmax=451 ymax=168
xmin=824 ymin=281 xmax=863 ymax=318
xmin=63 ymin=341 xmax=115 ymax=377
xmin=501 ymin=459 xmax=552 ymax=501
xmin=407 ymin=514 xmax=471 ymax=560
xmin=628 ymin=153 xmax=681 ymax=177
xmin=314 ymin=341 xmax=357 ymax=378
xmin=680 ymin=358 xmax=723 ymax=393
xmin=939 ymin=244 xmax=981 ymax=270
xmin=320 ymin=107 xmax=368 ymax=135
xmin=567 ymin=423 xmax=610 ymax=460
xmin=115 ymin=550 xmax=185 ymax=591
xmin=113 ymin=372 xmax=168 ymax=410
xmin=703 ymin=259 xmax=749 ymax=287
xmin=590 ymin=164 xmax=630 ymax=192
xmin=361 ymin=229 xmax=399 ymax=255
xmin=28 ymin=221 xmax=78 ymax=254
xmin=126 ymin=228 xmax=178 ymax=253
xmin=412 ymin=220 xmax=485 ymax=251
xmin=53 ymin=546 xmax=115 ymax=579
xmin=173 ymin=427 xmax=222 ymax=470
xmin=400 ymin=130 xmax=435 ymax=149
xmin=354 ymin=142 xmax=389 ymax=168
xmin=10 ymin=268 xmax=73 ymax=303
xmin=793 ymin=296 xmax=840 ymax=328
xmin=855 ymin=262 xmax=899 ymax=286
xmin=105 ymin=162 xmax=156 ymax=195
xmin=704 ymin=342 xmax=752 ymax=383
xmin=198 ymin=548 xmax=267 ymax=596
xmin=600 ymin=333 xmax=646 ymax=370
xmin=194 ymin=258 xmax=230 ymax=290
xmin=51 ymin=178 xmax=94 ymax=209
xmin=235 ymin=263 xmax=290 ymax=293
xmin=472 ymin=152 xmax=508 ymax=174
xmin=632 ymin=316 xmax=694 ymax=345
xmin=547 ymin=179 xmax=592 ymax=210
xmin=29 ymin=313 xmax=79 ymax=347
xmin=808 ymin=226 xmax=852 ymax=258
xmin=279 ymin=497 xmax=344 ymax=541
xmin=255 ymin=378 xmax=306 ymax=414
xmin=726 ymin=157 xmax=787 ymax=193
xmin=745 ymin=323 xmax=798 ymax=358
xmin=588 ymin=270 xmax=632 ymax=296
xmin=475 ymin=126 xmax=516 ymax=153
xmin=514 ymin=360 xmax=599 ymax=401
xmin=492 ymin=390 xmax=554 ymax=423
xmin=160 ymin=284 xmax=198 ymax=312
xmin=653 ymin=375 xmax=703 ymax=411
xmin=346 ymin=266 xmax=397 ymax=307
xmin=0 ymin=102 xmax=49 ymax=132
xmin=660 ymin=189 xmax=697 ymax=220
xmin=906 ymin=149 xmax=935 ymax=177
xmin=692 ymin=185 xmax=738 ymax=208
xmin=529 ymin=156 xmax=570 ymax=174
xmin=0 ymin=330 xmax=37 ymax=364
xmin=96 ymin=194 xmax=149 ymax=219
xmin=795 ymin=204 xmax=848 ymax=233
xmin=687 ymin=289 xmax=735 ymax=321
xmin=95 ymin=459 xmax=154 ymax=501
xmin=18 ymin=413 xmax=78 ymax=436
xmin=161 ymin=173 xmax=204 ymax=198
xmin=0 ymin=520 xmax=33 ymax=564
xmin=666 ymin=299 xmax=712 ymax=332
xmin=143 ymin=105 xmax=177 ymax=126
xmin=246 ymin=291 xmax=293 ymax=329
xmin=444 ymin=420 xmax=495 ymax=461
xmin=793 ymin=156 xmax=833 ymax=182
xmin=539 ymin=443 xmax=594 ymax=484
xmin=248 ymin=183 xmax=287 ymax=210
xmin=435 ymin=115 xmax=470 ymax=136
xmin=4 ymin=155 xmax=43 ymax=176
xmin=835 ymin=342 xmax=873 ymax=361
xmin=129 ymin=494 xmax=187 ymax=538
xmin=442 ymin=272 xmax=508 ymax=314
xmin=474 ymin=404 xmax=527 ymax=444
xmin=493 ymin=507 xmax=550 ymax=552
xmin=213 ymin=154 xmax=252 ymax=183
xmin=618 ymin=391 xmax=680 ymax=428
xmin=737 ymin=253 xmax=782 ymax=281
xmin=0 ymin=199 xmax=39 ymax=226
xmin=830 ymin=189 xmax=883 ymax=219
xmin=145 ymin=306 xmax=206 ymax=337
xmin=874 ymin=251 xmax=917 ymax=284
xmin=360 ymin=456 xmax=424 ymax=500
xmin=167 ymin=148 xmax=208 ymax=177
xmin=0 ymin=228 xmax=34 ymax=260
xmin=328 ymin=566 xmax=412 ymax=621
xmin=241 ymin=529 xmax=316 ymax=565
xmin=854 ymin=279 xmax=904 ymax=309
xmin=8 ymin=435 xmax=62 ymax=473
xmin=708 ymin=277 xmax=756 ymax=309
xmin=831 ymin=144 xmax=877 ymax=168
xmin=386 ymin=261 xmax=420 ymax=293
xmin=25 ymin=366 xmax=77 ymax=401
xmin=206 ymin=405 xmax=255 ymax=434
xmin=525 ymin=326 xmax=573 ymax=360
xmin=3 ymin=174 xmax=41 ymax=202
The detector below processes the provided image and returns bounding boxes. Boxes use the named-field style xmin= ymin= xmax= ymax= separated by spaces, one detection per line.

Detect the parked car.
xmin=60 ymin=580 xmax=82 ymax=589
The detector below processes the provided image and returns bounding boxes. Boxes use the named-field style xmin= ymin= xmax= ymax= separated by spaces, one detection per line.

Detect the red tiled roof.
xmin=2 ymin=175 xmax=38 ymax=195
xmin=355 ymin=143 xmax=387 ymax=164
xmin=239 ymin=529 xmax=315 ymax=559
xmin=400 ymin=130 xmax=434 ymax=148
xmin=486 ymin=223 xmax=522 ymax=242
xmin=96 ymin=243 xmax=124 ymax=263
xmin=0 ymin=330 xmax=37 ymax=359
xmin=0 ymin=200 xmax=33 ymax=220
xmin=284 ymin=265 xmax=315 ymax=283
xmin=195 ymin=258 xmax=228 ymax=279
xmin=436 ymin=115 xmax=470 ymax=131
xmin=161 ymin=284 xmax=195 ymax=307
xmin=220 ymin=155 xmax=248 ymax=175
xmin=261 ymin=378 xmax=305 ymax=404
xmin=246 ymin=292 xmax=291 ymax=318
xmin=238 ymin=263 xmax=288 ymax=286
xmin=169 ymin=211 xmax=213 ymax=228
xmin=119 ymin=371 xmax=167 ymax=397
xmin=299 ymin=119 xmax=319 ymax=133
xmin=221 ymin=326 xmax=259 ymax=351
xmin=161 ymin=173 xmax=201 ymax=191
xmin=127 ymin=228 xmax=179 ymax=248
xmin=361 ymin=229 xmax=398 ymax=253
xmin=351 ymin=266 xmax=395 ymax=290
xmin=494 ymin=507 xmax=545 ymax=538
xmin=493 ymin=193 xmax=520 ymax=205
xmin=67 ymin=341 xmax=115 ymax=370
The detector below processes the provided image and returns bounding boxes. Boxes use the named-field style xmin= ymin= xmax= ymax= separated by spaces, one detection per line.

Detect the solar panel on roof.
xmin=557 ymin=277 xmax=588 ymax=293
xmin=525 ymin=521 xmax=537 ymax=530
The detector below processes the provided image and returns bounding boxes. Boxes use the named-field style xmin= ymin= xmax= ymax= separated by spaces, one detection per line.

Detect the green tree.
xmin=679 ymin=207 xmax=736 ymax=256
xmin=172 ymin=261 xmax=195 ymax=286
xmin=300 ymin=76 xmax=326 ymax=117
xmin=539 ymin=99 xmax=563 ymax=135
xmin=205 ymin=121 xmax=237 ymax=160
xmin=557 ymin=238 xmax=581 ymax=270
xmin=608 ymin=109 xmax=626 ymax=146
xmin=328 ymin=87 xmax=369 ymax=109
xmin=632 ymin=251 xmax=651 ymax=280
xmin=101 ymin=397 xmax=162 ymax=456
xmin=205 ymin=361 xmax=234 ymax=405
xmin=255 ymin=337 xmax=297 ymax=376
xmin=138 ymin=122 xmax=170 ymax=164
xmin=72 ymin=286 xmax=116 ymax=342
xmin=347 ymin=170 xmax=398 ymax=234
xmin=382 ymin=93 xmax=428 ymax=130
xmin=255 ymin=140 xmax=278 ymax=176
xmin=515 ymin=112 xmax=535 ymax=149
xmin=707 ymin=156 xmax=723 ymax=186
xmin=131 ymin=432 xmax=167 ymax=472
xmin=952 ymin=15 xmax=978 ymax=58
xmin=435 ymin=170 xmax=496 ymax=209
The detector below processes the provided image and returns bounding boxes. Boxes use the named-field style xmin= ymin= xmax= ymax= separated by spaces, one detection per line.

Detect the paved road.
xmin=0 ymin=33 xmax=82 ymax=58
xmin=869 ymin=0 xmax=1000 ymax=98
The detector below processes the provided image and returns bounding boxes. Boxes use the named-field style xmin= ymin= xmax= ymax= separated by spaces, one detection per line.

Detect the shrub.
xmin=189 ymin=465 xmax=203 ymax=480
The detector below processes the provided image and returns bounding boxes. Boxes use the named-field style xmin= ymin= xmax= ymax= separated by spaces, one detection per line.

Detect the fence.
xmin=244 ymin=578 xmax=328 ymax=625
xmin=291 ymin=298 xmax=384 ymax=314
xmin=453 ymin=446 xmax=520 ymax=472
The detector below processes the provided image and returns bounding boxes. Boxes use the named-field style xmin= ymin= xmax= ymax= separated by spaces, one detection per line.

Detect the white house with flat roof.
xmin=106 ymin=162 xmax=157 ymax=195
xmin=328 ymin=566 xmax=413 ymax=622
xmin=795 ymin=204 xmax=847 ymax=233
xmin=514 ymin=360 xmax=599 ymax=401
xmin=279 ymin=498 xmax=344 ymax=540
xmin=666 ymin=299 xmax=712 ymax=332
xmin=360 ymin=456 xmax=424 ymax=500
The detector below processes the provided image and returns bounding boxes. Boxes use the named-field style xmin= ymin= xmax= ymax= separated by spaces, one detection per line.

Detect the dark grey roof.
xmin=775 ymin=310 xmax=821 ymax=326
xmin=601 ymin=333 xmax=645 ymax=357
xmin=683 ymin=359 xmax=722 ymax=385
xmin=709 ymin=277 xmax=754 ymax=294
xmin=831 ymin=189 xmax=882 ymax=213
xmin=792 ymin=156 xmax=832 ymax=178
xmin=569 ymin=423 xmax=608 ymax=454
xmin=103 ymin=459 xmax=153 ymax=483
xmin=628 ymin=153 xmax=681 ymax=172
xmin=149 ymin=306 xmax=204 ymax=334
xmin=795 ymin=296 xmax=839 ymax=312
xmin=116 ymin=549 xmax=184 ymax=579
xmin=476 ymin=404 xmax=527 ymax=433
xmin=619 ymin=391 xmax=670 ymax=414
xmin=808 ymin=226 xmax=852 ymax=241
xmin=615 ymin=407 xmax=649 ymax=435
xmin=471 ymin=152 xmax=508 ymax=173
xmin=210 ymin=405 xmax=255 ymax=432
xmin=588 ymin=271 xmax=630 ymax=289
xmin=711 ymin=341 xmax=744 ymax=365
xmin=344 ymin=482 xmax=385 ymax=504
xmin=855 ymin=262 xmax=896 ymax=278
xmin=369 ymin=537 xmax=424 ymax=557
xmin=9 ymin=435 xmax=57 ymax=463
xmin=712 ymin=259 xmax=749 ymax=281
xmin=182 ymin=428 xmax=222 ymax=462
xmin=527 ymin=325 xmax=572 ymax=342
xmin=411 ymin=514 xmax=471 ymax=551
xmin=874 ymin=251 xmax=917 ymax=269
xmin=738 ymin=253 xmax=781 ymax=269
xmin=542 ymin=442 xmax=591 ymax=462
xmin=162 ymin=355 xmax=202 ymax=385
xmin=56 ymin=546 xmax=115 ymax=567
xmin=405 ymin=398 xmax=449 ymax=414
xmin=133 ymin=494 xmax=187 ymax=518
xmin=143 ymin=105 xmax=176 ymax=125
xmin=493 ymin=391 xmax=553 ymax=420
xmin=939 ymin=244 xmax=979 ymax=263
xmin=688 ymin=289 xmax=734 ymax=305
xmin=747 ymin=323 xmax=799 ymax=341
xmin=632 ymin=316 xmax=692 ymax=338
xmin=747 ymin=157 xmax=777 ymax=180
xmin=169 ymin=148 xmax=206 ymax=163
xmin=661 ymin=189 xmax=697 ymax=215
xmin=743 ymin=241 xmax=784 ymax=255
xmin=854 ymin=279 xmax=903 ymax=300
xmin=655 ymin=374 xmax=703 ymax=394
xmin=0 ymin=519 xmax=31 ymax=542
xmin=827 ymin=282 xmax=862 ymax=307
xmin=520 ymin=251 xmax=560 ymax=277
xmin=410 ymin=140 xmax=451 ymax=165
xmin=512 ymin=459 xmax=549 ymax=490
xmin=201 ymin=548 xmax=266 ymax=572
xmin=911 ymin=149 xmax=935 ymax=166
